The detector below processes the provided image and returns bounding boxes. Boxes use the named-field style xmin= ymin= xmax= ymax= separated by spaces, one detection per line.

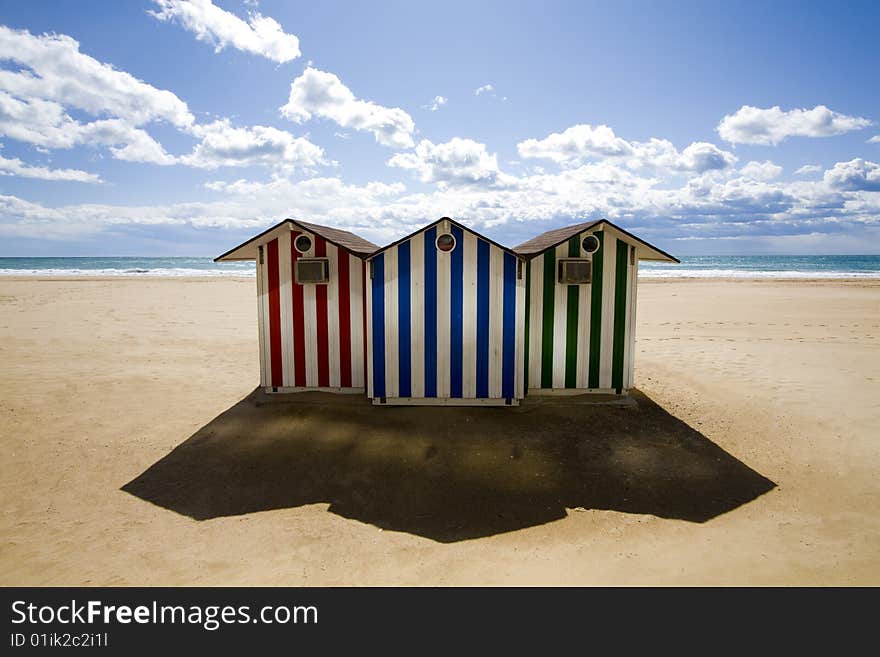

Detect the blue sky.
xmin=0 ymin=0 xmax=878 ymax=256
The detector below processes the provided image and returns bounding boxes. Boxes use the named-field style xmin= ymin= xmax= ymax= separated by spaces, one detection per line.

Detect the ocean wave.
xmin=638 ymin=268 xmax=880 ymax=279
xmin=0 ymin=267 xmax=255 ymax=277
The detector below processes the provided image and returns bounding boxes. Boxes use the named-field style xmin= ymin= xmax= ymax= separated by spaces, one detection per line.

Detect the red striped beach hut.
xmin=215 ymin=218 xmax=378 ymax=392
xmin=365 ymin=217 xmax=526 ymax=405
xmin=513 ymin=219 xmax=679 ymax=395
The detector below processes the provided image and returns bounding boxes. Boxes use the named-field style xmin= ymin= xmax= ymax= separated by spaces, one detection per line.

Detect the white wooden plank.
xmin=384 ymin=246 xmax=399 ymax=398
xmin=409 ymin=233 xmax=425 ymax=397
xmin=552 ymin=242 xmax=568 ymax=388
xmin=436 ymin=235 xmax=451 ymax=397
xmin=256 ymin=255 xmax=268 ymax=387
xmin=599 ymin=233 xmax=616 ymax=389
xmin=576 ymin=230 xmax=593 ymax=389
xmin=626 ymin=255 xmax=639 ymax=389
xmin=278 ymin=230 xmax=295 ymax=388
xmin=514 ymin=258 xmax=526 ymax=398
xmin=326 ymin=243 xmax=341 ymax=387
xmin=488 ymin=246 xmax=503 ymax=397
xmin=527 ymin=253 xmax=543 ymax=389
xmin=461 ymin=232 xmax=478 ymax=398
xmin=349 ymin=255 xmax=364 ymax=388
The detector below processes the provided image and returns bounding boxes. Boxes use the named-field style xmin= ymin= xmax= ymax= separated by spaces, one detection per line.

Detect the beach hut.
xmin=215 ymin=218 xmax=378 ymax=392
xmin=513 ymin=219 xmax=679 ymax=395
xmin=365 ymin=217 xmax=526 ymax=405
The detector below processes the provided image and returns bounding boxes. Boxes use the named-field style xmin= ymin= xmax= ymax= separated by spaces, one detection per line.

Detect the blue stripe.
xmin=371 ymin=254 xmax=386 ymax=398
xmin=423 ymin=227 xmax=437 ymax=397
xmin=449 ymin=225 xmax=464 ymax=397
xmin=502 ymin=252 xmax=517 ymax=399
xmin=475 ymin=239 xmax=490 ymax=398
xmin=397 ymin=242 xmax=411 ymax=397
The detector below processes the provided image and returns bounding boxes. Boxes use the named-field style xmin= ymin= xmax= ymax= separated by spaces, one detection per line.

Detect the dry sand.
xmin=0 ymin=276 xmax=877 ymax=585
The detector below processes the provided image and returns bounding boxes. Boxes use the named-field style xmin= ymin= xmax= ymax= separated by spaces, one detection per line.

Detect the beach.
xmin=1 ymin=276 xmax=878 ymax=585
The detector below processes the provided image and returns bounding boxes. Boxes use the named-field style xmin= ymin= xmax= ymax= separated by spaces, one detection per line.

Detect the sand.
xmin=0 ymin=276 xmax=877 ymax=585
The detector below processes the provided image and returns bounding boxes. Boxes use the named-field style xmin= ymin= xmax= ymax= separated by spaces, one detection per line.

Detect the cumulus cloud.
xmin=0 ymin=25 xmax=193 ymax=129
xmin=183 ymin=120 xmax=325 ymax=171
xmin=0 ymin=150 xmax=101 ymax=182
xmin=717 ymin=105 xmax=874 ymax=145
xmin=0 ymin=26 xmax=327 ymax=174
xmin=474 ymin=84 xmax=494 ymax=96
xmin=869 ymin=135 xmax=880 ymax=144
xmin=517 ymin=124 xmax=632 ymax=162
xmin=387 ymin=138 xmax=512 ymax=188
xmin=280 ymin=67 xmax=415 ymax=148
xmin=422 ymin=95 xmax=447 ymax=111
xmin=795 ymin=164 xmax=822 ymax=175
xmin=149 ymin=0 xmax=300 ymax=63
xmin=517 ymin=123 xmax=736 ymax=173
xmin=0 ymin=25 xmax=192 ymax=166
xmin=740 ymin=160 xmax=783 ymax=181
xmin=823 ymin=159 xmax=880 ymax=192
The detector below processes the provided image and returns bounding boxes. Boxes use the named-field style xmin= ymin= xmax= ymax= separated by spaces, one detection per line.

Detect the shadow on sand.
xmin=122 ymin=389 xmax=775 ymax=542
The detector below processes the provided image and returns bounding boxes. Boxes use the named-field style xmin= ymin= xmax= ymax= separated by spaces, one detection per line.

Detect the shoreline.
xmin=1 ymin=274 xmax=879 ymax=284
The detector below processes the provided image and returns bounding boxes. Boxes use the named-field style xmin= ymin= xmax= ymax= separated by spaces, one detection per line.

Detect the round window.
xmin=581 ymin=234 xmax=600 ymax=254
xmin=295 ymin=234 xmax=313 ymax=254
xmin=436 ymin=233 xmax=456 ymax=253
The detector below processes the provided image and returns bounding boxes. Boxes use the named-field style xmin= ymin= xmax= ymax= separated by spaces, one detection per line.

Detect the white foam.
xmin=0 ymin=267 xmax=255 ymax=277
xmin=638 ymin=268 xmax=880 ymax=279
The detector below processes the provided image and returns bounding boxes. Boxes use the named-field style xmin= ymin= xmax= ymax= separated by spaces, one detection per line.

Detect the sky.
xmin=0 ymin=0 xmax=878 ymax=257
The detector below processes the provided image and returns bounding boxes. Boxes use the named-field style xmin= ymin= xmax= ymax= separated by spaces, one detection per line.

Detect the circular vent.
xmin=436 ymin=233 xmax=456 ymax=252
xmin=295 ymin=235 xmax=313 ymax=254
xmin=581 ymin=234 xmax=600 ymax=254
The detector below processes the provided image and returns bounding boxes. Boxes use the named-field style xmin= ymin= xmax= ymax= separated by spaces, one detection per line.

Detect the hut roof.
xmin=365 ymin=217 xmax=520 ymax=260
xmin=513 ymin=219 xmax=680 ymax=263
xmin=214 ymin=218 xmax=379 ymax=261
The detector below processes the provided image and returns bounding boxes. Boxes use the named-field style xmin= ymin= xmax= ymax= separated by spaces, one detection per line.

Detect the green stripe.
xmin=540 ymin=249 xmax=555 ymax=388
xmin=524 ymin=259 xmax=531 ymax=391
xmin=588 ymin=231 xmax=604 ymax=388
xmin=564 ymin=236 xmax=579 ymax=388
xmin=612 ymin=239 xmax=629 ymax=392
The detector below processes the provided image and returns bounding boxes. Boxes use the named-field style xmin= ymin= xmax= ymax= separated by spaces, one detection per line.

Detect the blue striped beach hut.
xmin=365 ymin=217 xmax=526 ymax=405
xmin=513 ymin=219 xmax=679 ymax=395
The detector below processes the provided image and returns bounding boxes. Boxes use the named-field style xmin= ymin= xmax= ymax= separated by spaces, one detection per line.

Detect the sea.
xmin=0 ymin=255 xmax=879 ymax=279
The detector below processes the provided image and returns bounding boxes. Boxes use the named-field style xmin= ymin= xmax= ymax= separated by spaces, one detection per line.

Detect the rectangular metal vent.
xmin=558 ymin=258 xmax=592 ymax=284
xmin=295 ymin=258 xmax=330 ymax=284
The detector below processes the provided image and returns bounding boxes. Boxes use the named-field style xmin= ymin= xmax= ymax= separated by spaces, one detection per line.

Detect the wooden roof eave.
xmin=214 ymin=218 xmax=379 ymax=262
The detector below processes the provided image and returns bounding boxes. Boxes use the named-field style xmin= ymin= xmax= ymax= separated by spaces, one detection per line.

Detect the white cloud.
xmin=149 ymin=0 xmax=301 ymax=63
xmin=0 ymin=150 xmax=101 ymax=183
xmin=182 ymin=120 xmax=325 ymax=171
xmin=869 ymin=135 xmax=880 ymax=144
xmin=823 ymin=159 xmax=880 ymax=192
xmin=0 ymin=25 xmax=193 ymax=129
xmin=387 ymin=138 xmax=512 ymax=188
xmin=0 ymin=25 xmax=191 ymax=166
xmin=795 ymin=164 xmax=822 ymax=175
xmin=422 ymin=95 xmax=447 ymax=111
xmin=280 ymin=67 xmax=415 ymax=148
xmin=3 ymin=154 xmax=880 ymax=250
xmin=517 ymin=124 xmax=632 ymax=162
xmin=517 ymin=123 xmax=736 ymax=173
xmin=717 ymin=105 xmax=874 ymax=145
xmin=474 ymin=84 xmax=494 ymax=96
xmin=740 ymin=160 xmax=783 ymax=181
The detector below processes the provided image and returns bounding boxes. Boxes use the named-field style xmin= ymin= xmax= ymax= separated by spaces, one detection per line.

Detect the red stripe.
xmin=266 ymin=239 xmax=283 ymax=388
xmin=337 ymin=251 xmax=352 ymax=387
xmin=362 ymin=260 xmax=367 ymax=388
xmin=290 ymin=232 xmax=306 ymax=387
xmin=314 ymin=236 xmax=330 ymax=387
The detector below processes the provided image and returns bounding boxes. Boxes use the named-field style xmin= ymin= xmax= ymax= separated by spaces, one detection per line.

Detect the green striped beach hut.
xmin=514 ymin=220 xmax=679 ymax=395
